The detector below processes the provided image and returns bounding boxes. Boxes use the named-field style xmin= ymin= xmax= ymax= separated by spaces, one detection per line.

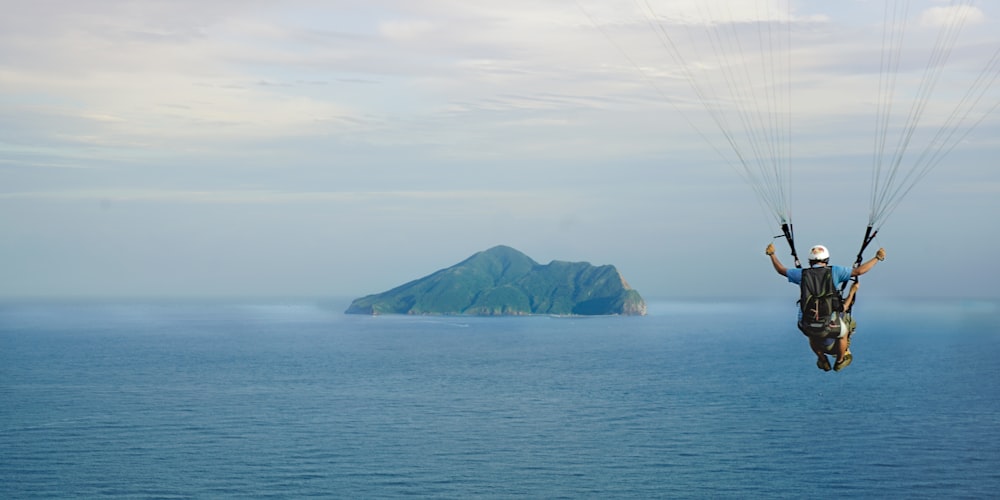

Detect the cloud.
xmin=378 ymin=19 xmax=436 ymax=40
xmin=0 ymin=1 xmax=998 ymax=299
xmin=0 ymin=187 xmax=565 ymax=206
xmin=921 ymin=5 xmax=986 ymax=27
xmin=945 ymin=180 xmax=1000 ymax=194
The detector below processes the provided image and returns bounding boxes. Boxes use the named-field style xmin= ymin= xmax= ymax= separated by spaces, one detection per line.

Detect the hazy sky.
xmin=2 ymin=0 xmax=998 ymax=300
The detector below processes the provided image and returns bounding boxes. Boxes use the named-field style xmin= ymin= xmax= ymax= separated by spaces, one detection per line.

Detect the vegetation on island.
xmin=344 ymin=245 xmax=646 ymax=316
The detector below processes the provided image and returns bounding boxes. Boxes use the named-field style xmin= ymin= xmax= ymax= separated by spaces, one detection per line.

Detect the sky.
xmin=1 ymin=0 xmax=998 ymax=301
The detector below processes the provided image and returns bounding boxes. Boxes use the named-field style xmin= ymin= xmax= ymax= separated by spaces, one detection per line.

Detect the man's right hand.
xmin=766 ymin=243 xmax=775 ymax=256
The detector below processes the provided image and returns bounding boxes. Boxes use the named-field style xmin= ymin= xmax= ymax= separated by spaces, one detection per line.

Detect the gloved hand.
xmin=766 ymin=243 xmax=775 ymax=256
xmin=876 ymin=248 xmax=886 ymax=261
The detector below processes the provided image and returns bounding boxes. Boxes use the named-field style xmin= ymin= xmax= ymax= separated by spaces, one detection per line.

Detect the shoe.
xmin=816 ymin=356 xmax=832 ymax=372
xmin=834 ymin=353 xmax=853 ymax=372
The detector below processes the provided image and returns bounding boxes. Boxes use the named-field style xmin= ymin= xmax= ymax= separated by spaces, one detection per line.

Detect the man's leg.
xmin=834 ymin=336 xmax=853 ymax=371
xmin=809 ymin=337 xmax=831 ymax=371
xmin=835 ymin=336 xmax=848 ymax=364
xmin=834 ymin=316 xmax=857 ymax=371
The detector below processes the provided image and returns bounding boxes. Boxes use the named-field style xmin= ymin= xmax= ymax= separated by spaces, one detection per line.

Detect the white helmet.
xmin=809 ymin=245 xmax=830 ymax=264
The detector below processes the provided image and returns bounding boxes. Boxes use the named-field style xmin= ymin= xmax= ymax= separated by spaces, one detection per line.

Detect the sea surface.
xmin=2 ymin=298 xmax=998 ymax=499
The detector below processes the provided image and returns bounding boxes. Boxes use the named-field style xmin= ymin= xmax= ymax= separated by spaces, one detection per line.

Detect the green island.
xmin=345 ymin=245 xmax=646 ymax=316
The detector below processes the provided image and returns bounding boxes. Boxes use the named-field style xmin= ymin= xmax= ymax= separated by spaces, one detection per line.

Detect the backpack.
xmin=797 ymin=267 xmax=845 ymax=339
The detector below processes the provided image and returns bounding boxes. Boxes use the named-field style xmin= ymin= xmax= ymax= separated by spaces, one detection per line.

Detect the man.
xmin=766 ymin=243 xmax=886 ymax=372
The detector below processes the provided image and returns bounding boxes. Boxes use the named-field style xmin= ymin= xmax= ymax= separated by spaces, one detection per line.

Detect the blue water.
xmin=2 ymin=298 xmax=998 ymax=498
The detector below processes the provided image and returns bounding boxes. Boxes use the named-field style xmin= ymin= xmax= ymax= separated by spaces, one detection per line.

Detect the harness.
xmin=777 ymin=224 xmax=878 ymax=314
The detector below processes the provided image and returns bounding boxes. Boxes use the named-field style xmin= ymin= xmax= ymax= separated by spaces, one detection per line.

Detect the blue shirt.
xmin=786 ymin=265 xmax=852 ymax=287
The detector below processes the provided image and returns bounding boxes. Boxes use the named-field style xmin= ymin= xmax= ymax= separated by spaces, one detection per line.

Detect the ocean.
xmin=2 ymin=298 xmax=998 ymax=498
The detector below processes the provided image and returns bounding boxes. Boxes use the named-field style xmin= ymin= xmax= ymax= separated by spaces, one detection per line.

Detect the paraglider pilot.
xmin=766 ymin=243 xmax=886 ymax=372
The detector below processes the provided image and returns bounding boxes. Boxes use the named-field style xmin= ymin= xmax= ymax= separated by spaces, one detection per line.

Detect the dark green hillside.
xmin=345 ymin=245 xmax=646 ymax=316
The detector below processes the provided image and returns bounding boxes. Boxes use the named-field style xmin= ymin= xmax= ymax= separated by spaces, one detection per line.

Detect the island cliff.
xmin=344 ymin=245 xmax=647 ymax=316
